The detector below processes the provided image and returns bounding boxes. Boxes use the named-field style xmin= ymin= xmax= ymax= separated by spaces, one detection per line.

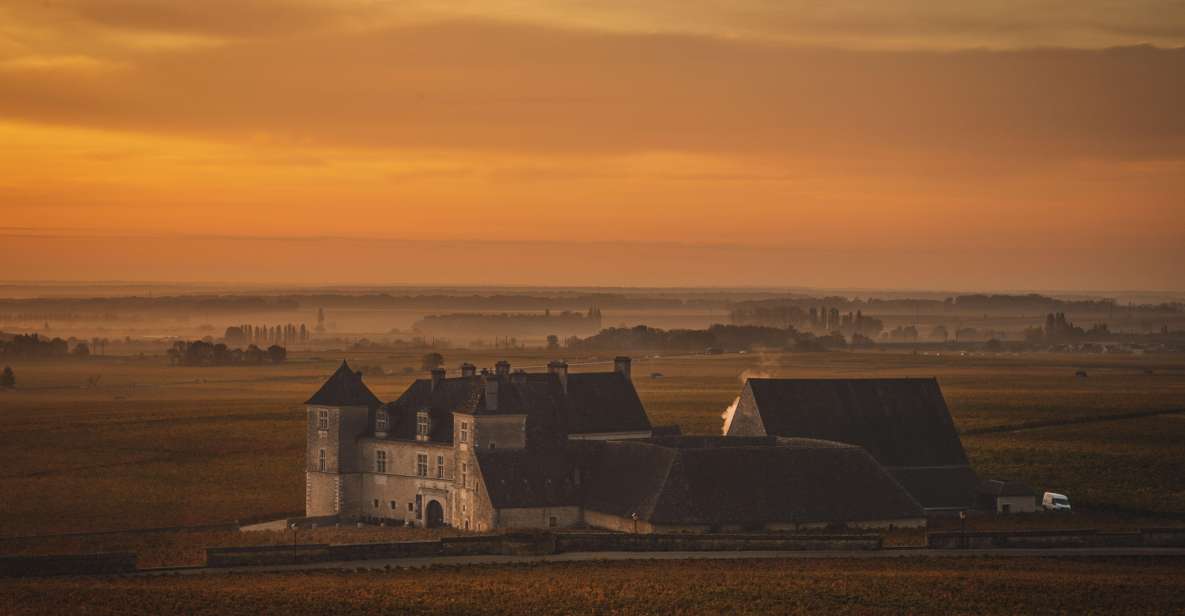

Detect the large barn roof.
xmin=744 ymin=378 xmax=968 ymax=468
xmin=582 ymin=437 xmax=924 ymax=526
xmin=304 ymin=361 xmax=383 ymax=409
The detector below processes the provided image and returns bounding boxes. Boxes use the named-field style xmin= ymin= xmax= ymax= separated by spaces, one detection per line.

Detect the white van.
xmin=1042 ymin=492 xmax=1071 ymax=511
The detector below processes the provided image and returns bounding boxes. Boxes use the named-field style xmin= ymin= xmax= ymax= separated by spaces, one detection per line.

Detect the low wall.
xmin=927 ymin=529 xmax=1116 ymax=549
xmin=204 ymin=532 xmax=881 ymax=568
xmin=206 ymin=544 xmax=332 ymax=567
xmin=0 ymin=552 xmax=137 ymax=578
xmin=554 ymin=532 xmax=882 ymax=553
xmin=1142 ymin=528 xmax=1185 ymax=547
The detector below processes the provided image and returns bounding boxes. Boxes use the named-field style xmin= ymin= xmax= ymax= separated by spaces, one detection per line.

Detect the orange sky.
xmin=1 ymin=1 xmax=1183 ymax=290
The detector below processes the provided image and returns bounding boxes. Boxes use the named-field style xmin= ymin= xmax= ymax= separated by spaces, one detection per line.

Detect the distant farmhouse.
xmin=723 ymin=378 xmax=979 ymax=512
xmin=304 ymin=358 xmax=930 ymax=531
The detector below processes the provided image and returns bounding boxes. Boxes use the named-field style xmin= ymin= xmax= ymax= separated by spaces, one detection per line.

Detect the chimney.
xmin=460 ymin=362 xmax=476 ymax=378
xmin=511 ymin=369 xmax=527 ymax=386
xmin=430 ymin=367 xmax=446 ymax=392
xmin=495 ymin=360 xmax=511 ymax=377
xmin=484 ymin=377 xmax=499 ymax=411
xmin=548 ymin=360 xmax=569 ymax=394
xmin=614 ymin=356 xmax=632 ymax=382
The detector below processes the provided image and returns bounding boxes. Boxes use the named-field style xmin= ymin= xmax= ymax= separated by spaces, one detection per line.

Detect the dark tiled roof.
xmin=379 ymin=377 xmax=481 ymax=443
xmin=564 ymin=372 xmax=651 ymax=434
xmin=475 ymin=448 xmax=592 ymax=509
xmin=887 ymin=466 xmax=980 ymax=510
xmin=977 ymin=479 xmax=1036 ymax=498
xmin=304 ymin=361 xmax=383 ymax=409
xmin=584 ymin=437 xmax=924 ymax=526
xmin=368 ymin=366 xmax=651 ymax=443
xmin=746 ymin=378 xmax=968 ymax=467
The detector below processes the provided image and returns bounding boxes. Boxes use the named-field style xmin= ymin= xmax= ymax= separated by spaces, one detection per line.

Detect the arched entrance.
xmin=425 ymin=499 xmax=444 ymax=528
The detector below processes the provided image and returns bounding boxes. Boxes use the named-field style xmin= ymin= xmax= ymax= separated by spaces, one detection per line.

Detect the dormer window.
xmin=416 ymin=411 xmax=430 ymax=441
xmin=375 ymin=410 xmax=388 ymax=434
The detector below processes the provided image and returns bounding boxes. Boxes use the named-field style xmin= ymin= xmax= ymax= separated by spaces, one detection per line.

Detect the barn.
xmin=724 ymin=377 xmax=979 ymax=512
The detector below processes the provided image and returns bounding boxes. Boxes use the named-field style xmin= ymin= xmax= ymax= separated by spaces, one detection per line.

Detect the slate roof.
xmin=564 ymin=372 xmax=652 ymax=434
xmin=745 ymin=378 xmax=968 ymax=467
xmin=887 ymin=466 xmax=980 ymax=510
xmin=582 ymin=437 xmax=925 ymax=526
xmin=475 ymin=447 xmax=593 ymax=509
xmin=304 ymin=361 xmax=384 ymax=409
xmin=370 ymin=366 xmax=650 ymax=444
xmin=379 ymin=377 xmax=481 ymax=443
xmin=741 ymin=378 xmax=978 ymax=510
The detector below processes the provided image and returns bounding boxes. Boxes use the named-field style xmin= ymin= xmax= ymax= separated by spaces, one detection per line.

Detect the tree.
xmin=72 ymin=342 xmax=91 ymax=357
xmin=267 ymin=345 xmax=288 ymax=364
xmin=315 ymin=307 xmax=326 ymax=333
xmin=546 ymin=334 xmax=560 ymax=350
xmin=1 ymin=366 xmax=13 ymax=389
xmin=420 ymin=352 xmax=444 ymax=371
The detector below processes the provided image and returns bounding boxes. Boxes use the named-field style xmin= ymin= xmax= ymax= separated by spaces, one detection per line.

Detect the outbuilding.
xmin=976 ymin=479 xmax=1038 ymax=513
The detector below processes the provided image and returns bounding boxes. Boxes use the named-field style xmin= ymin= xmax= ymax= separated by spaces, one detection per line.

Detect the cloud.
xmin=0 ymin=18 xmax=1182 ymax=164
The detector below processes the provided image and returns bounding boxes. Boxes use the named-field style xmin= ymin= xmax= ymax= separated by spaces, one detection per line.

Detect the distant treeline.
xmin=0 ymin=333 xmax=69 ymax=358
xmin=224 ymin=323 xmax=309 ymax=347
xmin=1 ymin=291 xmax=1180 ymax=323
xmin=0 ymin=333 xmax=100 ymax=358
xmin=729 ymin=294 xmax=1182 ymax=324
xmin=415 ymin=308 xmax=603 ymax=336
xmin=564 ymin=324 xmax=850 ymax=353
xmin=166 ymin=341 xmax=287 ymax=366
xmin=0 ymin=296 xmax=299 ymax=315
xmin=731 ymin=304 xmax=885 ymax=336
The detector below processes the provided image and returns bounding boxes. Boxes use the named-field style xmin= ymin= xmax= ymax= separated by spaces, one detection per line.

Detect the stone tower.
xmin=304 ymin=361 xmax=383 ymax=517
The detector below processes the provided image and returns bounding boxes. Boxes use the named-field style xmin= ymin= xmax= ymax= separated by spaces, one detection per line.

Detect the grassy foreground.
xmin=4 ymin=557 xmax=1185 ymax=615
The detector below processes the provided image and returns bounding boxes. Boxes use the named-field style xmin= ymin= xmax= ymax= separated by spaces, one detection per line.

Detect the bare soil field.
xmin=4 ymin=556 xmax=1185 ymax=615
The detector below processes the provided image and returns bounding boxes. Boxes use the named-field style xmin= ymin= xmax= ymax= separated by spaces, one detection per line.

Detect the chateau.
xmin=305 ymin=358 xmax=940 ymax=532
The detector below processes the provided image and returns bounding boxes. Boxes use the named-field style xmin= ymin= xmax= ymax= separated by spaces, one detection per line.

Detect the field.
xmin=1 ymin=348 xmax=1183 ymax=558
xmin=4 ymin=557 xmax=1185 ymax=615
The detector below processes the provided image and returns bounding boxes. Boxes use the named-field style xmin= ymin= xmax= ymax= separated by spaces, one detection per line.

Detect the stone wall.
xmin=204 ymin=531 xmax=884 ymax=568
xmin=496 ymin=506 xmax=583 ymax=529
xmin=1141 ymin=528 xmax=1185 ymax=547
xmin=919 ymin=528 xmax=1104 ymax=549
xmin=0 ymin=552 xmax=137 ymax=577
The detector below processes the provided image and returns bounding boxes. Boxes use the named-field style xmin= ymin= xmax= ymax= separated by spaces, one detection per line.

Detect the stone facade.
xmin=303 ymin=359 xmax=649 ymax=529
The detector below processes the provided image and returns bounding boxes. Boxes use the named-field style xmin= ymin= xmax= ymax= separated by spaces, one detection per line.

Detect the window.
xmin=462 ymin=503 xmax=467 ymax=514
xmin=375 ymin=450 xmax=387 ymax=473
xmin=376 ymin=410 xmax=388 ymax=433
xmin=489 ymin=442 xmax=496 ymax=450
xmin=408 ymin=502 xmax=414 ymax=512
xmin=416 ymin=453 xmax=428 ymax=477
xmin=415 ymin=494 xmax=423 ymax=520
xmin=460 ymin=421 xmax=469 ymax=443
xmin=436 ymin=455 xmax=445 ymax=479
xmin=372 ymin=499 xmax=379 ymax=509
xmin=461 ymin=463 xmax=467 ymax=488
xmin=317 ymin=409 xmax=329 ymax=430
xmin=416 ymin=411 xmax=430 ymax=440
xmin=549 ymin=516 xmax=558 ymax=528
xmin=318 ymin=448 xmax=326 ymax=472
xmin=389 ymin=500 xmax=397 ymax=510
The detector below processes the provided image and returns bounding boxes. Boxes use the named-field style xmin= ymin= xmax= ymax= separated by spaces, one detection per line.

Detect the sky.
xmin=1 ymin=1 xmax=1183 ymax=290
